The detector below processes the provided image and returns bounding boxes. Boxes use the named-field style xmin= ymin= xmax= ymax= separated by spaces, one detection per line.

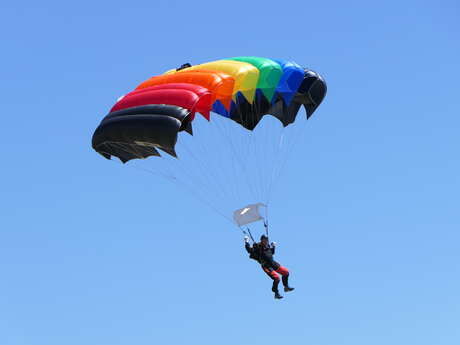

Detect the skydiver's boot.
xmin=272 ymin=279 xmax=283 ymax=299
xmin=282 ymin=275 xmax=294 ymax=292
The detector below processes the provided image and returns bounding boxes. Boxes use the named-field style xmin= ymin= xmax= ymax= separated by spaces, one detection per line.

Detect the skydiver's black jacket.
xmin=245 ymin=242 xmax=279 ymax=269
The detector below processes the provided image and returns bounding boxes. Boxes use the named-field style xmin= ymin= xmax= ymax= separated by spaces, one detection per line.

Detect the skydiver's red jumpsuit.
xmin=245 ymin=242 xmax=290 ymax=294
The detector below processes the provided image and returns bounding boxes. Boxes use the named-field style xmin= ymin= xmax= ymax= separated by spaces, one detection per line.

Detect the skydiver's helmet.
xmin=260 ymin=235 xmax=269 ymax=244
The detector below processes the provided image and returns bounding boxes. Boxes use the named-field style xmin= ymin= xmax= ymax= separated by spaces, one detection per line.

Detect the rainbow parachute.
xmin=92 ymin=57 xmax=326 ymax=163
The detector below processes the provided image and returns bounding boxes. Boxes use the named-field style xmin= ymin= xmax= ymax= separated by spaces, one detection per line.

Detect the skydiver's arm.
xmin=245 ymin=242 xmax=253 ymax=254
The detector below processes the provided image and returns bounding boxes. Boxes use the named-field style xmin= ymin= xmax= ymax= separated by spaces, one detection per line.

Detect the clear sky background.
xmin=1 ymin=1 xmax=459 ymax=344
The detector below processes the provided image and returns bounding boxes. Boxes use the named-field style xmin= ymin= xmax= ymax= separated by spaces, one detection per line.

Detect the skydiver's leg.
xmin=276 ymin=266 xmax=294 ymax=292
xmin=275 ymin=266 xmax=290 ymax=286
xmin=262 ymin=265 xmax=282 ymax=299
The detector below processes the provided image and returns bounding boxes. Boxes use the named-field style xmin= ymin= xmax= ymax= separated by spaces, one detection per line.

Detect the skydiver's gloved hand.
xmin=244 ymin=236 xmax=250 ymax=243
xmin=271 ymin=242 xmax=277 ymax=247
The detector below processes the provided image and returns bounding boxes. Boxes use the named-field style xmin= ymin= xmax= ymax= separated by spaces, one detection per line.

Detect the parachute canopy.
xmin=92 ymin=56 xmax=327 ymax=163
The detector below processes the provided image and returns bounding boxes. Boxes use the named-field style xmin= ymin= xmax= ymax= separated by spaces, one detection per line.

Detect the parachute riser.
xmin=241 ymin=227 xmax=256 ymax=243
xmin=264 ymin=219 xmax=269 ymax=241
xmin=240 ymin=217 xmax=269 ymax=243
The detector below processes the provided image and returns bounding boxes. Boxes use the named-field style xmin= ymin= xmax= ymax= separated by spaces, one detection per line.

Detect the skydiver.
xmin=245 ymin=234 xmax=294 ymax=299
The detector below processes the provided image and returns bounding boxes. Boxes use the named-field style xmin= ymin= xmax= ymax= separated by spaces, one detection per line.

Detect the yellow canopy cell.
xmin=165 ymin=60 xmax=260 ymax=103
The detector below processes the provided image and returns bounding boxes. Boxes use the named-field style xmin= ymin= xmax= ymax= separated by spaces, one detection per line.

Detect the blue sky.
xmin=1 ymin=1 xmax=459 ymax=344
